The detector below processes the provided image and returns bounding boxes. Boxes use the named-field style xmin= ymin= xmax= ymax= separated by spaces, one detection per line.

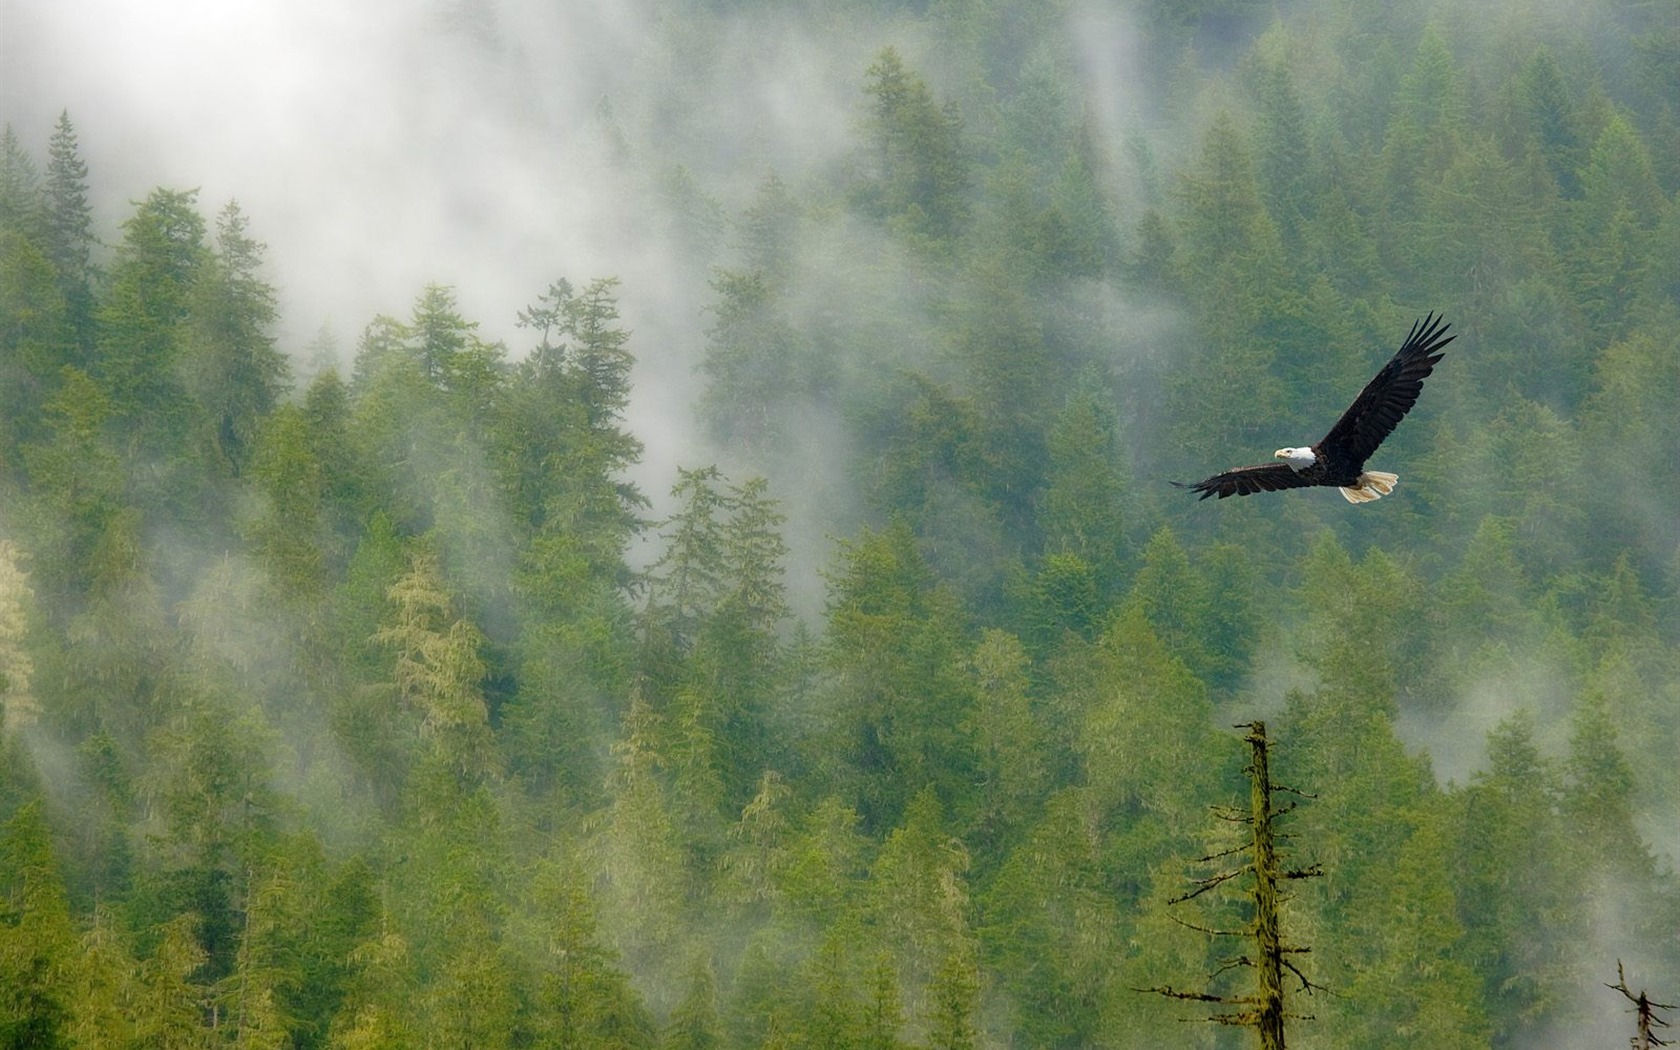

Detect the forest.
xmin=2 ymin=0 xmax=1680 ymax=1047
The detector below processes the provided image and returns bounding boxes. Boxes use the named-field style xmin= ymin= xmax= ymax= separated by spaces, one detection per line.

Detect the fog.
xmin=4 ymin=0 xmax=900 ymax=516
xmin=6 ymin=1 xmax=1678 ymax=1043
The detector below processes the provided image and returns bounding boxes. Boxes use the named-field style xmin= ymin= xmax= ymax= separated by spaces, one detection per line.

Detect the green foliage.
xmin=858 ymin=48 xmax=971 ymax=245
xmin=3 ymin=2 xmax=1680 ymax=1046
xmin=823 ymin=521 xmax=975 ymax=832
xmin=95 ymin=187 xmax=205 ymax=469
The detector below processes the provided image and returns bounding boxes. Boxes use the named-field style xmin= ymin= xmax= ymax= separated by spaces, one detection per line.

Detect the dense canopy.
xmin=2 ymin=1 xmax=1679 ymax=1049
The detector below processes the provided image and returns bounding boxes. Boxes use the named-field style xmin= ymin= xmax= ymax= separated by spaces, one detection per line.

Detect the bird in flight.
xmin=1175 ymin=314 xmax=1454 ymax=504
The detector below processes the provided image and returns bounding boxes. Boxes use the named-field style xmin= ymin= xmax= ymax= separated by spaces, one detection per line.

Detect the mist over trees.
xmin=3 ymin=0 xmax=1680 ymax=1047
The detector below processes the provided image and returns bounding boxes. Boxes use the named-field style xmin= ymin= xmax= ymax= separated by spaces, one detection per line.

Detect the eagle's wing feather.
xmin=1318 ymin=313 xmax=1453 ymax=467
xmin=1173 ymin=463 xmax=1318 ymax=500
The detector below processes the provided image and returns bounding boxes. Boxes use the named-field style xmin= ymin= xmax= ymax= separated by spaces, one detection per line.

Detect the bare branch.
xmin=1210 ymin=955 xmax=1255 ymax=980
xmin=1135 ymin=985 xmax=1231 ymax=1004
xmin=1195 ymin=842 xmax=1252 ymax=864
xmin=1168 ymin=913 xmax=1248 ymax=938
xmin=1283 ymin=957 xmax=1329 ymax=995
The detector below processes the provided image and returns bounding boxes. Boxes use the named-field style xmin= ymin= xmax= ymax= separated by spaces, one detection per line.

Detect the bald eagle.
xmin=1175 ymin=314 xmax=1453 ymax=503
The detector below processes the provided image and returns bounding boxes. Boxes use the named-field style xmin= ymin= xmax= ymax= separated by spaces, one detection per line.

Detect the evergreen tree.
xmin=375 ymin=548 xmax=495 ymax=782
xmin=132 ymin=914 xmax=213 ymax=1049
xmin=0 ymin=801 xmax=76 ymax=1050
xmin=1447 ymin=714 xmax=1583 ymax=1044
xmin=823 ymin=521 xmax=975 ymax=832
xmin=328 ymin=926 xmax=419 ymax=1049
xmin=94 ymin=188 xmax=206 ymax=477
xmin=964 ymin=630 xmax=1045 ymax=846
xmin=663 ymin=958 xmax=723 ymax=1050
xmin=857 ymin=48 xmax=971 ymax=245
xmin=1569 ymin=114 xmax=1665 ymax=341
xmin=866 ymin=787 xmax=975 ymax=1041
xmin=521 ymin=856 xmax=654 ymax=1050
xmin=0 ymin=227 xmax=70 ymax=462
xmin=41 ymin=112 xmax=95 ymax=356
xmin=0 ymin=542 xmax=37 ymax=734
xmin=0 ymin=129 xmax=42 ymax=241
xmin=185 ymin=201 xmax=286 ymax=480
xmin=1168 ymin=111 xmax=1293 ymax=462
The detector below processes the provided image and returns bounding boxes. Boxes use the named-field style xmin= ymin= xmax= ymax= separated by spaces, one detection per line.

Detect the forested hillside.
xmin=3 ymin=0 xmax=1679 ymax=1047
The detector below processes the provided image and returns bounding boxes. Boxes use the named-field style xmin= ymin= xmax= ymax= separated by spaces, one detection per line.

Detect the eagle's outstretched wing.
xmin=1317 ymin=313 xmax=1453 ymax=467
xmin=1173 ymin=463 xmax=1318 ymax=500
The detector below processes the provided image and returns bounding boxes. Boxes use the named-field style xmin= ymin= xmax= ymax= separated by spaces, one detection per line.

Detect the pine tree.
xmin=1446 ymin=713 xmax=1581 ymax=1041
xmin=215 ymin=863 xmax=302 ymax=1050
xmin=185 ymin=201 xmax=286 ymax=479
xmin=63 ymin=907 xmax=139 ymax=1048
xmin=1169 ymin=111 xmax=1292 ymax=462
xmin=95 ymin=188 xmax=206 ymax=468
xmin=0 ymin=224 xmax=70 ymax=462
xmin=375 ymin=548 xmax=495 ymax=781
xmin=0 ymin=128 xmax=42 ymax=241
xmin=823 ymin=520 xmax=975 ymax=832
xmin=663 ymin=958 xmax=723 ymax=1050
xmin=866 ymin=787 xmax=975 ymax=1041
xmin=0 ymin=801 xmax=77 ymax=1050
xmin=0 ymin=541 xmax=37 ymax=734
xmin=328 ymin=926 xmax=419 ymax=1049
xmin=521 ymin=856 xmax=655 ymax=1050
xmin=132 ymin=915 xmax=213 ymax=1050
xmin=964 ymin=630 xmax=1045 ymax=845
xmin=41 ymin=112 xmax=95 ymax=356
xmin=857 ymin=48 xmax=971 ymax=245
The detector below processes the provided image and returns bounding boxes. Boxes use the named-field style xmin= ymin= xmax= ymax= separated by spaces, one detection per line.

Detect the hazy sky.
xmin=5 ymin=0 xmax=704 ymax=340
xmin=3 ymin=0 xmax=915 ymax=509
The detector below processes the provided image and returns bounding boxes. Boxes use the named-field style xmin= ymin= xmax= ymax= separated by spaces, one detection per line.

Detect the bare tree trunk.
xmin=1609 ymin=961 xmax=1673 ymax=1050
xmin=1140 ymin=721 xmax=1320 ymax=1050
xmin=1248 ymin=722 xmax=1286 ymax=1050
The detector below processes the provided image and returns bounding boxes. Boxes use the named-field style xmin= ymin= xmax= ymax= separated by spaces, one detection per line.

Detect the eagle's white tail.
xmin=1339 ymin=471 xmax=1398 ymax=504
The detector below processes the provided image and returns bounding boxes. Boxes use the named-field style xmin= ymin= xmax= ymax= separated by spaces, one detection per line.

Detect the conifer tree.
xmin=41 ymin=112 xmax=95 ymax=354
xmin=964 ymin=630 xmax=1045 ymax=844
xmin=95 ymin=188 xmax=205 ymax=470
xmin=0 ymin=542 xmax=37 ymax=734
xmin=0 ymin=801 xmax=76 ymax=1050
xmin=664 ymin=957 xmax=723 ymax=1050
xmin=63 ymin=907 xmax=139 ymax=1048
xmin=328 ymin=926 xmax=419 ymax=1049
xmin=186 ymin=201 xmax=286 ymax=479
xmin=0 ymin=128 xmax=42 ymax=240
xmin=133 ymin=914 xmax=213 ymax=1049
xmin=823 ymin=521 xmax=975 ymax=832
xmin=41 ymin=114 xmax=91 ymax=277
xmin=521 ymin=856 xmax=654 ymax=1050
xmin=375 ymin=548 xmax=495 ymax=781
xmin=0 ymin=224 xmax=70 ymax=460
xmin=857 ymin=48 xmax=970 ymax=244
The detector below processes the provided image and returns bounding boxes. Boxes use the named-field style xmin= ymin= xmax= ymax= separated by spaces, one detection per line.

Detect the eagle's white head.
xmin=1275 ymin=447 xmax=1317 ymax=470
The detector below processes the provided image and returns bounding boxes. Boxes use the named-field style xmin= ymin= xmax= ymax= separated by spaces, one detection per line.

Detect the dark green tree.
xmin=41 ymin=112 xmax=95 ymax=356
xmin=94 ymin=188 xmax=205 ymax=477
xmin=184 ymin=201 xmax=286 ymax=479
xmin=0 ymin=801 xmax=76 ymax=1050
xmin=857 ymin=48 xmax=971 ymax=245
xmin=823 ymin=521 xmax=974 ymax=832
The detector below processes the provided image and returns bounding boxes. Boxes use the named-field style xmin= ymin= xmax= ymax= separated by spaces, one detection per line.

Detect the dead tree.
xmin=1139 ymin=721 xmax=1324 ymax=1050
xmin=1609 ymin=961 xmax=1673 ymax=1049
